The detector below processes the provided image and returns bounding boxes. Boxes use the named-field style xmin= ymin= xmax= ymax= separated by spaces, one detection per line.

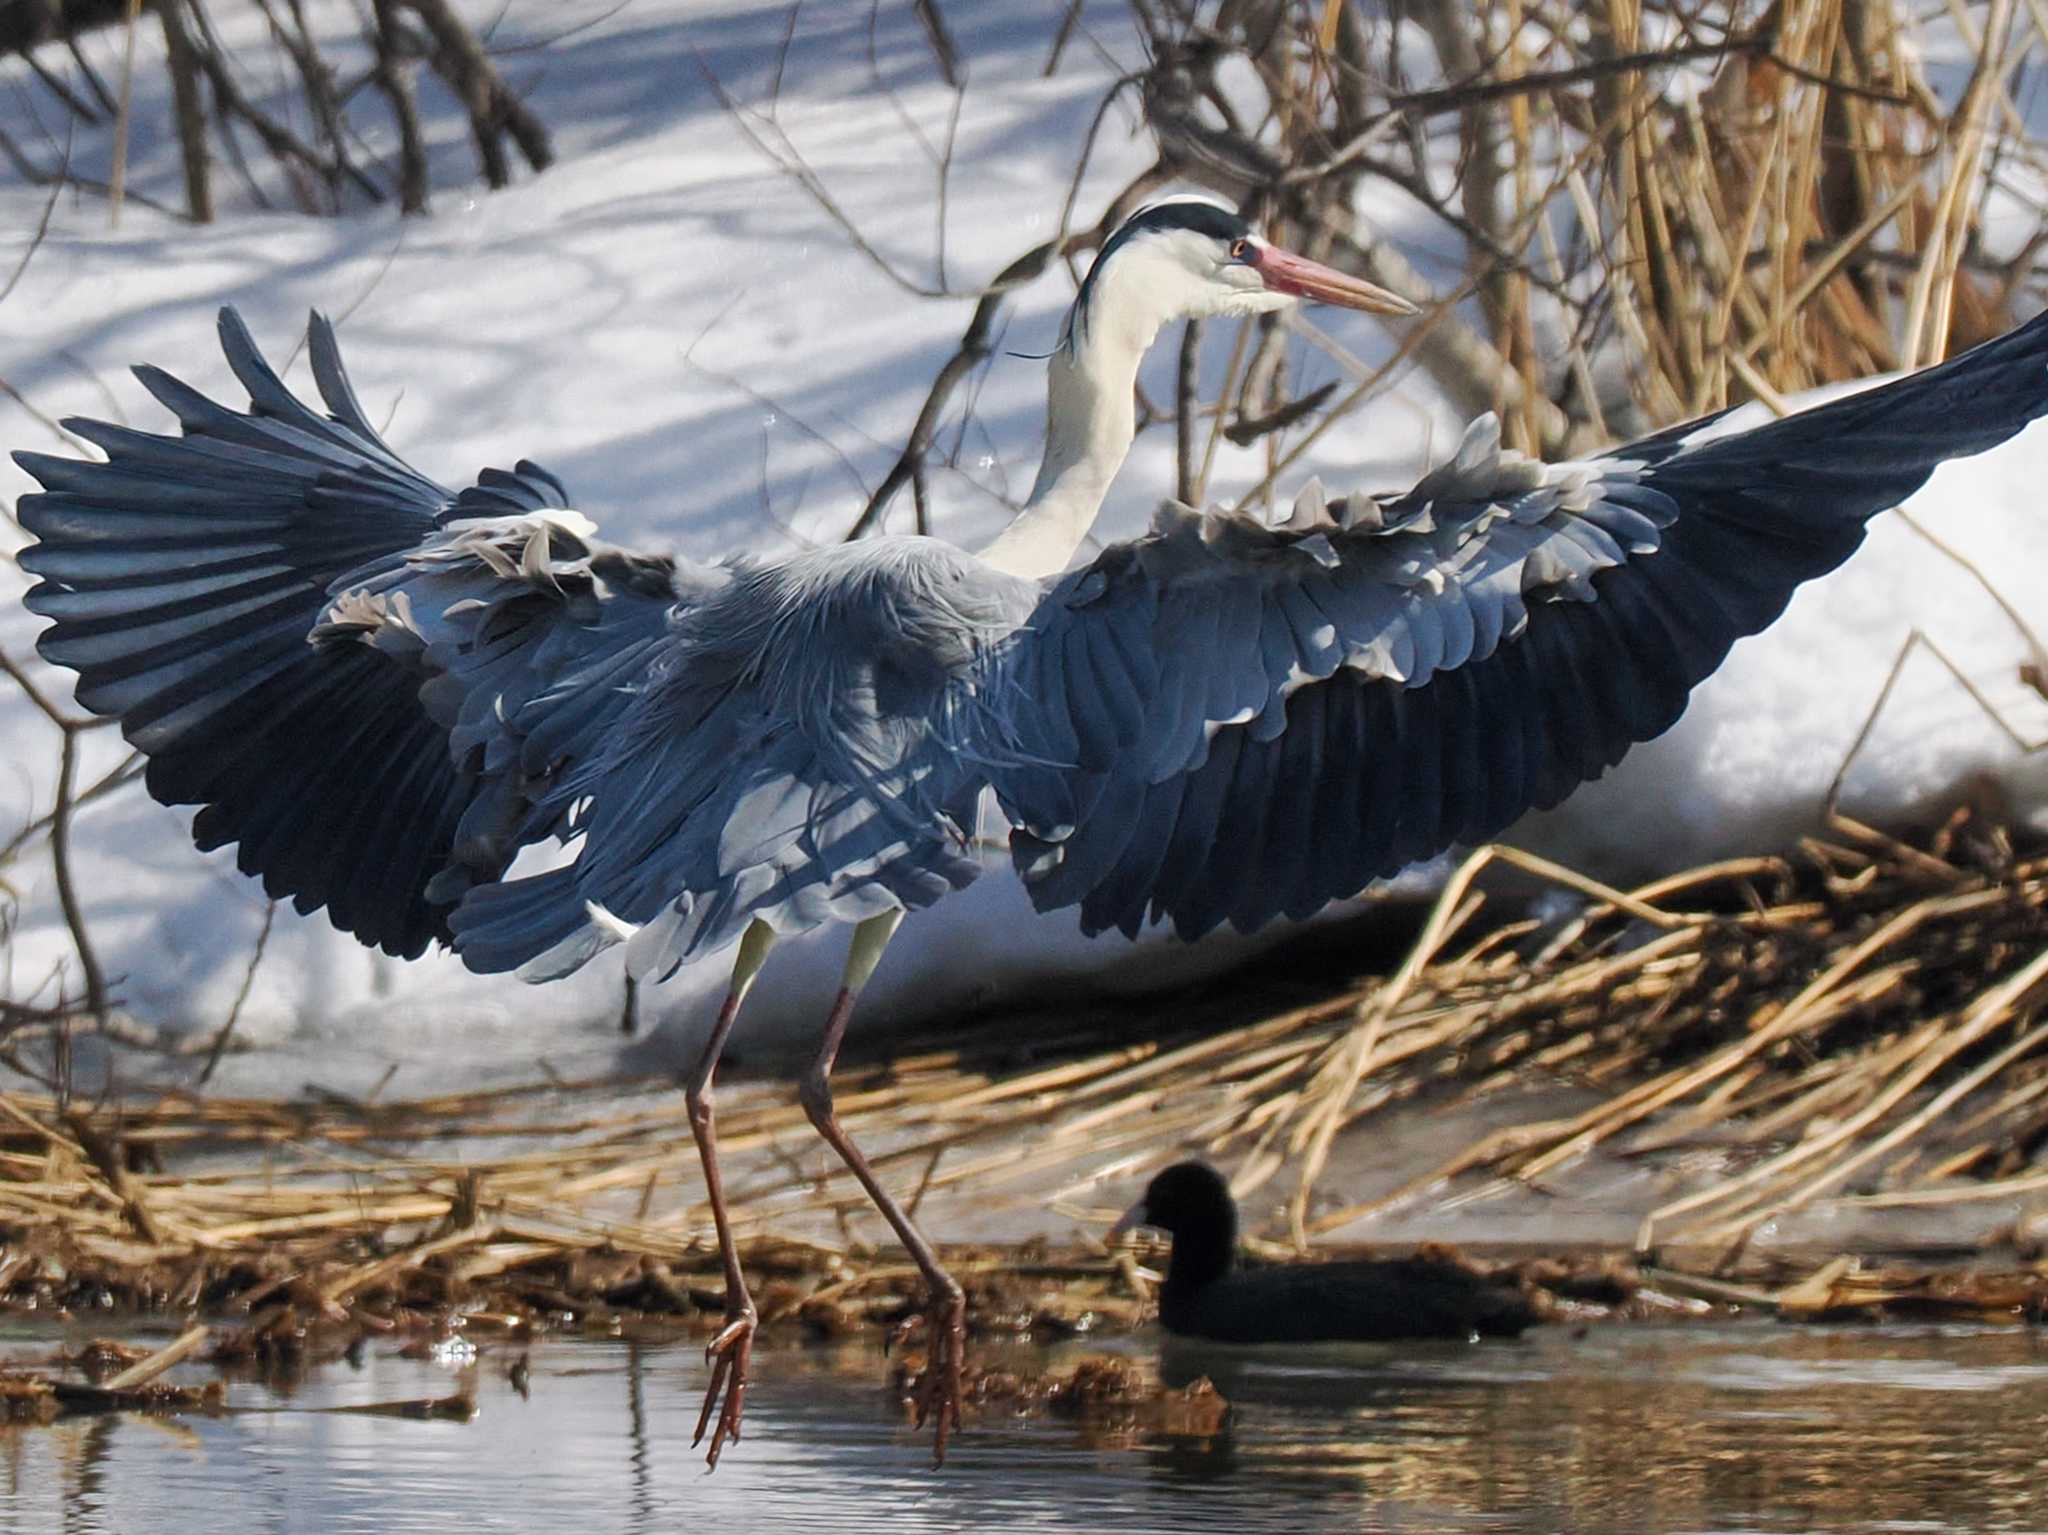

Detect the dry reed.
xmin=3 ymin=806 xmax=2047 ymax=1353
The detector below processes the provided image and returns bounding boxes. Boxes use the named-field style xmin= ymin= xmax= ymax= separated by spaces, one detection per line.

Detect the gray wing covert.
xmin=978 ymin=307 xmax=2048 ymax=939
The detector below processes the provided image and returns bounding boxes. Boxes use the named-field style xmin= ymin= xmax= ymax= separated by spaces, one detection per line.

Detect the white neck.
xmin=977 ymin=269 xmax=1174 ymax=579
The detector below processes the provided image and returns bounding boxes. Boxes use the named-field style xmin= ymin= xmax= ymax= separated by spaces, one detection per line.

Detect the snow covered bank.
xmin=2 ymin=2 xmax=2045 ymax=1098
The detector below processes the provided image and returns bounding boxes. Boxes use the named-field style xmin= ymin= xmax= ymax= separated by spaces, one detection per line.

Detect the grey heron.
xmin=14 ymin=197 xmax=2048 ymax=1463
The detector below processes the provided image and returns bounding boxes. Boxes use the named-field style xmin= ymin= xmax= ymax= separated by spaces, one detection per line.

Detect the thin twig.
xmin=198 ymin=903 xmax=275 ymax=1086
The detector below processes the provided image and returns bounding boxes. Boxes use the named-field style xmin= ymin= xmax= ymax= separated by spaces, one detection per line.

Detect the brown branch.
xmin=1222 ymin=378 xmax=1338 ymax=447
xmin=21 ymin=49 xmax=106 ymax=122
xmin=65 ymin=1110 xmax=162 ymax=1242
xmin=198 ymin=901 xmax=274 ymax=1086
xmin=48 ymin=727 xmax=105 ymax=1099
xmin=1299 ymin=30 xmax=1916 ymax=192
xmin=697 ymin=47 xmax=953 ymax=301
xmin=0 ymin=750 xmax=144 ymax=866
xmin=682 ymin=355 xmax=874 ymax=519
xmin=0 ymin=649 xmax=115 ymax=1100
xmin=107 ymin=0 xmax=142 ymax=228
xmin=1043 ymin=0 xmax=1084 ymax=76
xmin=401 ymin=0 xmax=553 ymax=188
xmin=181 ymin=1 xmax=384 ymax=208
xmin=0 ymin=135 xmax=65 ymax=307
xmin=254 ymin=0 xmax=364 ymax=208
xmin=1173 ymin=318 xmax=1202 ymax=504
xmin=0 ymin=648 xmax=79 ymax=730
xmin=370 ymin=0 xmax=429 ymax=214
xmin=156 ymin=0 xmax=213 ymax=222
xmin=912 ymin=0 xmax=961 ymax=88
xmin=0 ymin=124 xmax=186 ymax=218
xmin=64 ymin=27 xmax=122 ymax=115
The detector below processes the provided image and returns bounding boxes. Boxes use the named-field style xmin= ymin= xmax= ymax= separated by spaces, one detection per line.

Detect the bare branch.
xmin=0 ymin=128 xmax=65 ymax=307
xmin=912 ymin=0 xmax=961 ymax=88
xmin=401 ymin=0 xmax=554 ymax=188
xmin=198 ymin=901 xmax=274 ymax=1085
xmin=843 ymin=163 xmax=1172 ymax=541
xmin=50 ymin=724 xmax=108 ymax=1090
xmin=0 ymin=122 xmax=187 ymax=218
xmin=696 ymin=45 xmax=953 ymax=301
xmin=157 ymin=0 xmax=213 ymax=221
xmin=369 ymin=0 xmax=429 ymax=214
xmin=1173 ymin=318 xmax=1202 ymax=504
xmin=1222 ymin=378 xmax=1337 ymax=447
xmin=0 ymin=751 xmax=143 ymax=868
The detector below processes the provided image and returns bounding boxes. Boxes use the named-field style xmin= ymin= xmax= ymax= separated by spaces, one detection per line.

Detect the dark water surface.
xmin=5 ymin=1319 xmax=2047 ymax=1533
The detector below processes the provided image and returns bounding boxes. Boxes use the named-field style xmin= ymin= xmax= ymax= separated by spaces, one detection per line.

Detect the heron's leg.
xmin=686 ymin=918 xmax=775 ymax=1468
xmin=796 ymin=910 xmax=967 ymax=1464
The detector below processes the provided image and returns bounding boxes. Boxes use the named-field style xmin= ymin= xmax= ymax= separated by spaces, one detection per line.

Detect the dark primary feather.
xmin=15 ymin=310 xmax=467 ymax=958
xmin=310 ymin=510 xmax=690 ymax=915
xmin=13 ymin=311 xmax=694 ymax=961
xmin=980 ymin=309 xmax=2048 ymax=939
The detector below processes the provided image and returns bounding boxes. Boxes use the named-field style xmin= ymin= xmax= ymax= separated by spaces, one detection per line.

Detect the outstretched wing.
xmin=13 ymin=308 xmax=687 ymax=959
xmin=976 ymin=310 xmax=2048 ymax=939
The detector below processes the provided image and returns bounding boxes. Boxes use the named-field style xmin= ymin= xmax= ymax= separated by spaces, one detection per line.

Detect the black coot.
xmin=1110 ymin=1162 xmax=1542 ymax=1344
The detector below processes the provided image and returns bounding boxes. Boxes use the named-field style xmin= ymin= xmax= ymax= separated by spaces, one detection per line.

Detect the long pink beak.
xmin=1249 ymin=242 xmax=1418 ymax=315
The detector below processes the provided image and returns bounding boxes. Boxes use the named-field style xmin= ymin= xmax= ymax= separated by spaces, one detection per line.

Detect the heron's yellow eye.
xmin=1229 ymin=238 xmax=1251 ymax=261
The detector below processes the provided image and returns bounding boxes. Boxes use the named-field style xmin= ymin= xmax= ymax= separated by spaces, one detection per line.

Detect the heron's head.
xmin=1073 ymin=197 xmax=1416 ymax=342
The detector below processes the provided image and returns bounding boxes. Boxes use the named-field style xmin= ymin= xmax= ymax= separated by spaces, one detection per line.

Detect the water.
xmin=5 ymin=1320 xmax=2048 ymax=1533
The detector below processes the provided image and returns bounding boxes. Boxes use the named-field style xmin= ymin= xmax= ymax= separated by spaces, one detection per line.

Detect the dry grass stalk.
xmin=101 ymin=1324 xmax=209 ymax=1390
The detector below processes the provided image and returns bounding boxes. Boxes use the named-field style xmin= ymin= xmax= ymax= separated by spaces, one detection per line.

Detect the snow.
xmin=2 ymin=1 xmax=2046 ymax=1098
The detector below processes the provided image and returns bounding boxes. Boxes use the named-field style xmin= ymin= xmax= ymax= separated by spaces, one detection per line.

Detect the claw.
xmin=693 ymin=1309 xmax=756 ymax=1468
xmin=909 ymin=1286 xmax=968 ymax=1466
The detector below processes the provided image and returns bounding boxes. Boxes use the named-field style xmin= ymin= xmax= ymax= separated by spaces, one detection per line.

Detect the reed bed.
xmin=3 ymin=805 xmax=2048 ymax=1353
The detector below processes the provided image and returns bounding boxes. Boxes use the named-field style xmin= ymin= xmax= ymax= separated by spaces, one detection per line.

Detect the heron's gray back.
xmin=448 ymin=536 xmax=1041 ymax=981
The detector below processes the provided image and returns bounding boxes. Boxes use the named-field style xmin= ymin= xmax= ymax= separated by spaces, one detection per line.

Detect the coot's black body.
xmin=1113 ymin=1162 xmax=1540 ymax=1344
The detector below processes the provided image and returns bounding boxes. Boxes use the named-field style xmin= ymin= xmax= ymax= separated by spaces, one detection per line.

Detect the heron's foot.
xmin=910 ymin=1283 xmax=967 ymax=1466
xmin=693 ymin=1308 xmax=756 ymax=1469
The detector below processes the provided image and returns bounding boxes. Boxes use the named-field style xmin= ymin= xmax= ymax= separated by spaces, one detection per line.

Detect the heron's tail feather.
xmin=440 ymin=867 xmax=613 ymax=982
xmin=14 ymin=308 xmax=466 ymax=958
